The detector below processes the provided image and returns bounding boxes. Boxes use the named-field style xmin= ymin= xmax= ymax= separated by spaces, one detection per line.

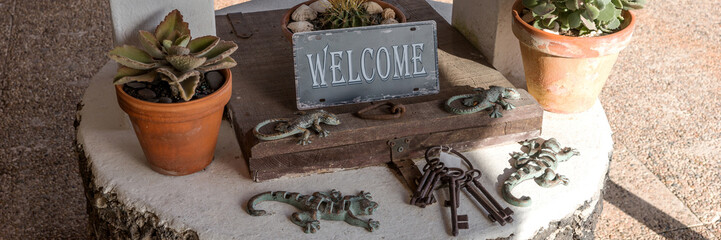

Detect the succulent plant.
xmin=522 ymin=0 xmax=645 ymax=36
xmin=107 ymin=10 xmax=238 ymax=101
xmin=319 ymin=0 xmax=374 ymax=29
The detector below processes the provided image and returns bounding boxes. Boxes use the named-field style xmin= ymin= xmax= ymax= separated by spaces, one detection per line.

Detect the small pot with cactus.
xmin=282 ymin=0 xmax=407 ymax=42
xmin=512 ymin=0 xmax=644 ymax=113
xmin=107 ymin=10 xmax=238 ymax=175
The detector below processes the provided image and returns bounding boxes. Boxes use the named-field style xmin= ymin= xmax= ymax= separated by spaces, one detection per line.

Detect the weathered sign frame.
xmin=292 ymin=21 xmax=440 ymax=110
xmin=219 ymin=0 xmax=543 ymax=182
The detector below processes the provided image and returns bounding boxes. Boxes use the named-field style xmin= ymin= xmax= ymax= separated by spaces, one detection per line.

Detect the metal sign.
xmin=292 ymin=21 xmax=439 ymax=110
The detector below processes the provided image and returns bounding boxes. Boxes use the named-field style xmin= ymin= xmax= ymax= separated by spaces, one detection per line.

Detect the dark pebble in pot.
xmin=158 ymin=97 xmax=173 ymax=103
xmin=205 ymin=71 xmax=224 ymax=90
xmin=145 ymin=98 xmax=160 ymax=103
xmin=137 ymin=89 xmax=157 ymax=100
xmin=195 ymin=94 xmax=207 ymax=99
xmin=126 ymin=82 xmax=146 ymax=89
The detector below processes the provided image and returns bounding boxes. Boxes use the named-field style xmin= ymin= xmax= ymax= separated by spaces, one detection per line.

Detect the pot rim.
xmin=281 ymin=0 xmax=408 ymax=43
xmin=512 ymin=0 xmax=636 ymax=41
xmin=115 ymin=68 xmax=232 ymax=119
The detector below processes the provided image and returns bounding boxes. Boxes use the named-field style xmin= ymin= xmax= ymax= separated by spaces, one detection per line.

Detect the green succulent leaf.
xmin=595 ymin=0 xmax=610 ymax=8
xmin=114 ymin=66 xmax=147 ymax=81
xmin=579 ymin=26 xmax=591 ymax=35
xmin=188 ymin=36 xmax=219 ymax=56
xmin=199 ymin=40 xmax=238 ymax=65
xmin=541 ymin=15 xmax=558 ymax=28
xmin=596 ymin=3 xmax=617 ymax=22
xmin=107 ymin=45 xmax=158 ymax=70
xmin=177 ymin=75 xmax=201 ymax=101
xmin=154 ymin=9 xmax=190 ymax=42
xmin=523 ymin=0 xmax=540 ymax=7
xmin=580 ymin=12 xmax=597 ymax=30
xmin=174 ymin=34 xmax=191 ymax=48
xmin=565 ymin=0 xmax=582 ymax=10
xmin=557 ymin=12 xmax=570 ymax=26
xmin=156 ymin=68 xmax=201 ymax=101
xmin=532 ymin=1 xmax=556 ymax=17
xmin=568 ymin=11 xmax=582 ymax=29
xmin=138 ymin=30 xmax=164 ymax=59
xmin=166 ymin=55 xmax=206 ymax=72
xmin=621 ymin=0 xmax=645 ymax=9
xmin=113 ymin=67 xmax=157 ymax=85
xmin=611 ymin=0 xmax=623 ymax=8
xmin=584 ymin=4 xmax=600 ymax=19
xmin=532 ymin=19 xmax=543 ymax=29
xmin=197 ymin=57 xmax=237 ymax=72
xmin=167 ymin=46 xmax=191 ymax=56
xmin=605 ymin=17 xmax=621 ymax=30
xmin=162 ymin=40 xmax=173 ymax=51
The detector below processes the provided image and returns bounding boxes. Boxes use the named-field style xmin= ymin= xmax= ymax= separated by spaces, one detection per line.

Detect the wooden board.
xmin=218 ymin=0 xmax=543 ymax=181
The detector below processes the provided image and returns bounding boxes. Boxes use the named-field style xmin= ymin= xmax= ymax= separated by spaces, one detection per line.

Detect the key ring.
xmin=424 ymin=146 xmax=475 ymax=170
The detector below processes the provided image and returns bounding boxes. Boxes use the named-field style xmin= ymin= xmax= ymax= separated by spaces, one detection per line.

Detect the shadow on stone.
xmin=604 ymin=180 xmax=708 ymax=240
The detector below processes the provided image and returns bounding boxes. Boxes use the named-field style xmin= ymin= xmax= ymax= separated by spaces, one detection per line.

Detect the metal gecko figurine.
xmin=247 ymin=190 xmax=380 ymax=233
xmin=444 ymin=86 xmax=521 ymax=118
xmin=253 ymin=110 xmax=341 ymax=145
xmin=502 ymin=138 xmax=580 ymax=207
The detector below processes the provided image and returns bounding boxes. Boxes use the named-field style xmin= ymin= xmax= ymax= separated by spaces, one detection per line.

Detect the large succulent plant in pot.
xmin=108 ymin=10 xmax=238 ymax=175
xmin=512 ymin=0 xmax=644 ymax=113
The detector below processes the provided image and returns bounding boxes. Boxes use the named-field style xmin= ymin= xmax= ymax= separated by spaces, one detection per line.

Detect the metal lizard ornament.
xmin=253 ymin=110 xmax=341 ymax=145
xmin=444 ymin=86 xmax=521 ymax=118
xmin=247 ymin=190 xmax=380 ymax=233
xmin=502 ymin=138 xmax=580 ymax=207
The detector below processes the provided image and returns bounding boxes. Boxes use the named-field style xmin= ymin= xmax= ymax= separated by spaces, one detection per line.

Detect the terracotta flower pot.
xmin=115 ymin=69 xmax=232 ymax=176
xmin=281 ymin=0 xmax=407 ymax=43
xmin=511 ymin=0 xmax=636 ymax=113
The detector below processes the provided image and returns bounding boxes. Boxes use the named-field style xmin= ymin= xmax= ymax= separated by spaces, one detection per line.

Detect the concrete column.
xmin=451 ymin=0 xmax=524 ymax=87
xmin=109 ymin=0 xmax=216 ymax=45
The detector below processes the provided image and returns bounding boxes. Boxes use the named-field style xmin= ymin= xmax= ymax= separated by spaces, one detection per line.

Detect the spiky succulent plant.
xmin=319 ymin=0 xmax=374 ymax=29
xmin=522 ymin=0 xmax=645 ymax=36
xmin=107 ymin=10 xmax=238 ymax=101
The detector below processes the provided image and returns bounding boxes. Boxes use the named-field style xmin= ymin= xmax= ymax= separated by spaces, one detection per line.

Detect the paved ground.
xmin=596 ymin=0 xmax=721 ymax=238
xmin=0 ymin=0 xmax=718 ymax=239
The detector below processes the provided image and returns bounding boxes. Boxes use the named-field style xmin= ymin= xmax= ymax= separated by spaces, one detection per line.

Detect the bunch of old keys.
xmin=410 ymin=146 xmax=514 ymax=236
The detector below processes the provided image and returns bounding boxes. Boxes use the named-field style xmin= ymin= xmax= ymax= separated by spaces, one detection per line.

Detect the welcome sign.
xmin=292 ymin=21 xmax=439 ymax=109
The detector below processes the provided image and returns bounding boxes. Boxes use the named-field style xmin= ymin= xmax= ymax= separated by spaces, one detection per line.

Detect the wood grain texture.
xmin=218 ymin=0 xmax=543 ymax=181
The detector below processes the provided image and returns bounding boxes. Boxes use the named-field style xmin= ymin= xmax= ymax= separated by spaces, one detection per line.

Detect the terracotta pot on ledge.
xmin=115 ymin=69 xmax=232 ymax=176
xmin=511 ymin=0 xmax=636 ymax=113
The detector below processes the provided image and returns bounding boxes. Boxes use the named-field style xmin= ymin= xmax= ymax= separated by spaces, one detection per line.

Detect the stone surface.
xmin=205 ymin=71 xmax=224 ymax=91
xmin=137 ymin=88 xmax=157 ymax=100
xmin=77 ymin=62 xmax=613 ymax=239
xmin=158 ymin=97 xmax=173 ymax=103
xmin=126 ymin=82 xmax=146 ymax=89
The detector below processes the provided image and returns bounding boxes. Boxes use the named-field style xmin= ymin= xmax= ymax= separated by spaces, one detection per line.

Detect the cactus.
xmin=522 ymin=0 xmax=645 ymax=36
xmin=107 ymin=10 xmax=238 ymax=101
xmin=318 ymin=0 xmax=375 ymax=29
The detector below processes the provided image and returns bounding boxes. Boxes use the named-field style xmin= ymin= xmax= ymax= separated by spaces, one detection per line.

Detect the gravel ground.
xmin=0 ymin=0 xmax=112 ymax=238
xmin=1 ymin=0 xmax=719 ymax=239
xmin=597 ymin=0 xmax=721 ymax=238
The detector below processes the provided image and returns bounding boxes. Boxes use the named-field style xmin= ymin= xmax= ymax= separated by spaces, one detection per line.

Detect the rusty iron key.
xmin=410 ymin=159 xmax=443 ymax=206
xmin=470 ymin=177 xmax=514 ymax=224
xmin=462 ymin=169 xmax=514 ymax=225
xmin=418 ymin=165 xmax=447 ymax=207
xmin=443 ymin=168 xmax=468 ymax=236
